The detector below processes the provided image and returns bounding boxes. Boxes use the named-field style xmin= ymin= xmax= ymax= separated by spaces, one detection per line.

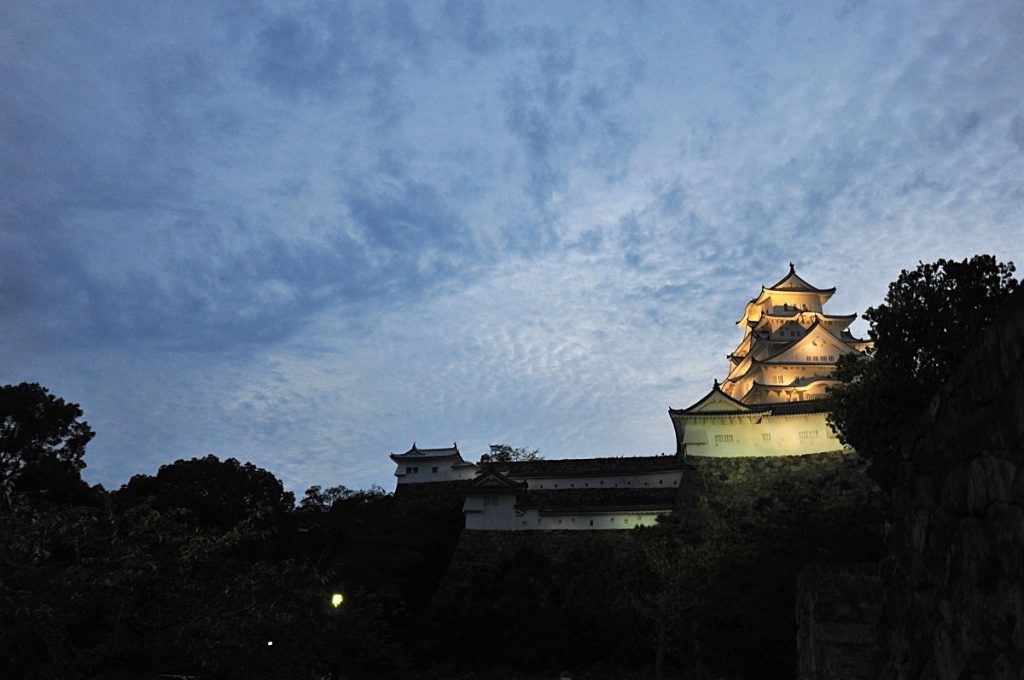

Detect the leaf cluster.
xmin=479 ymin=443 xmax=542 ymax=463
xmin=827 ymin=255 xmax=1018 ymax=490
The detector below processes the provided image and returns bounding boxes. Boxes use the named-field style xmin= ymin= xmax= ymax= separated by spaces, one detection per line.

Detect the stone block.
xmin=914 ymin=474 xmax=937 ymax=509
xmin=958 ymin=518 xmax=992 ymax=586
xmin=1014 ymin=467 xmax=1024 ymax=505
xmin=941 ymin=469 xmax=968 ymax=513
xmin=968 ymin=457 xmax=1014 ymax=514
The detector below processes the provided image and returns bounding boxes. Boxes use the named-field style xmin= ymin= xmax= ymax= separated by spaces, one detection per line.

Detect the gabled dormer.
xmin=463 ymin=468 xmax=527 ymax=531
xmin=672 ymin=380 xmax=754 ymax=415
xmin=760 ymin=321 xmax=856 ymax=365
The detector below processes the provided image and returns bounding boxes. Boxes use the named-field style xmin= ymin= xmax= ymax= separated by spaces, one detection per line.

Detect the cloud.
xmin=442 ymin=0 xmax=501 ymax=55
xmin=2 ymin=0 xmax=1022 ymax=496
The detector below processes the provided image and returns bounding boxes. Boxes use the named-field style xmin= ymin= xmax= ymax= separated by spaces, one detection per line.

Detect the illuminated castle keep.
xmin=392 ymin=264 xmax=871 ymax=529
xmin=669 ymin=264 xmax=870 ymax=458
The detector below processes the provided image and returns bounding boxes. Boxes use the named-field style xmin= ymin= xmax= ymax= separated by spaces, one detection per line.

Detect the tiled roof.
xmin=765 ymin=263 xmax=836 ymax=294
xmin=469 ymin=468 xmax=527 ymax=490
xmin=497 ymin=455 xmax=682 ymax=477
xmin=670 ymin=381 xmax=753 ymax=415
xmin=390 ymin=443 xmax=462 ymax=460
xmin=766 ymin=399 xmax=830 ymax=415
xmin=671 ymin=397 xmax=830 ymax=417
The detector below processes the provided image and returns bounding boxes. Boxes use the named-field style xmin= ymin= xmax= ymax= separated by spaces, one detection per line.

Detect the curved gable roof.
xmin=671 ymin=380 xmax=756 ymax=415
xmin=390 ymin=442 xmax=464 ymax=461
xmin=757 ymin=321 xmax=856 ymax=364
xmin=765 ymin=263 xmax=836 ymax=294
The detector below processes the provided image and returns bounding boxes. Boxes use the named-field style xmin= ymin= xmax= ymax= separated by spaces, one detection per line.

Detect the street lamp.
xmin=330 ymin=593 xmax=344 ymax=608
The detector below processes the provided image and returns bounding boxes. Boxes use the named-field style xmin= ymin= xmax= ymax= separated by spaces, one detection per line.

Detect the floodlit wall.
xmin=465 ymin=501 xmax=668 ymax=532
xmin=679 ymin=411 xmax=842 ymax=458
xmin=514 ymin=509 xmax=665 ymax=531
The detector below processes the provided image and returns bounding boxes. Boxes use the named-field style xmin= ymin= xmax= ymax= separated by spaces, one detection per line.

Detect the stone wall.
xmin=796 ymin=563 xmax=884 ymax=680
xmin=688 ymin=449 xmax=872 ymax=497
xmin=883 ymin=288 xmax=1024 ymax=680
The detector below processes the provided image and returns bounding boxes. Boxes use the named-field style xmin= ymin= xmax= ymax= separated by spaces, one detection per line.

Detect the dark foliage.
xmin=2 ymin=380 xmax=887 ymax=679
xmin=828 ymin=255 xmax=1018 ymax=490
xmin=479 ymin=442 xmax=542 ymax=463
xmin=0 ymin=382 xmax=96 ymax=505
xmin=114 ymin=454 xmax=296 ymax=531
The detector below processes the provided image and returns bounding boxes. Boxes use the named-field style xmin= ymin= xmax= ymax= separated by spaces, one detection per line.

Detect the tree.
xmin=299 ymin=484 xmax=355 ymax=511
xmin=0 ymin=382 xmax=94 ymax=504
xmin=479 ymin=443 xmax=541 ymax=463
xmin=114 ymin=454 xmax=295 ymax=530
xmin=828 ymin=255 xmax=1019 ymax=490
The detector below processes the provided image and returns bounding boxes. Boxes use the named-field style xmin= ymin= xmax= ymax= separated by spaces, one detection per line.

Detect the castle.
xmin=670 ymin=263 xmax=870 ymax=458
xmin=390 ymin=265 xmax=870 ymax=531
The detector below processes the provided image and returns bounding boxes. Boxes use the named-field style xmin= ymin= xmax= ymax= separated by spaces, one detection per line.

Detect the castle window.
xmin=406 ymin=467 xmax=412 ymax=474
xmin=799 ymin=430 xmax=818 ymax=440
xmin=714 ymin=434 xmax=734 ymax=444
xmin=432 ymin=466 xmax=438 ymax=473
xmin=762 ymin=433 xmax=771 ymax=441
xmin=484 ymin=495 xmax=498 ymax=506
xmin=589 ymin=520 xmax=594 ymax=526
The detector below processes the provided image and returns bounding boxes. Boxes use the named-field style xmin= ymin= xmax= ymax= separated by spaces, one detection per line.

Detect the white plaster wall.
xmin=679 ymin=412 xmax=842 ymax=458
xmin=394 ymin=460 xmax=478 ymax=484
xmin=464 ymin=493 xmax=518 ymax=530
xmin=767 ymin=292 xmax=824 ymax=314
xmin=511 ymin=510 xmax=666 ymax=531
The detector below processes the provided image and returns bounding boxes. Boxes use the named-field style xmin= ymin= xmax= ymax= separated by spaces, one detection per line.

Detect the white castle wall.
xmin=464 ymin=492 xmax=519 ymax=531
xmin=394 ymin=461 xmax=478 ymax=484
xmin=514 ymin=509 xmax=665 ymax=531
xmin=681 ymin=411 xmax=842 ymax=457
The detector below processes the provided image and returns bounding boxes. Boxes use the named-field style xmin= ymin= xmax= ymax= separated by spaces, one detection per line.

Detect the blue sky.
xmin=2 ymin=1 xmax=1022 ymax=495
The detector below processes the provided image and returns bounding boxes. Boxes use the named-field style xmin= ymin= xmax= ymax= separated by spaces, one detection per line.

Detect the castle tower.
xmin=669 ymin=265 xmax=870 ymax=458
xmin=721 ymin=263 xmax=870 ymax=405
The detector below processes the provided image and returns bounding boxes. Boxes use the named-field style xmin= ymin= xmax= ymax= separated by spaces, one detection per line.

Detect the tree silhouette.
xmin=828 ymin=255 xmax=1018 ymax=489
xmin=0 ymin=382 xmax=94 ymax=505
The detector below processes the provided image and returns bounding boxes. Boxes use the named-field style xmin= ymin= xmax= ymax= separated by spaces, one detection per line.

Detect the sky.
xmin=2 ymin=0 xmax=1022 ymax=496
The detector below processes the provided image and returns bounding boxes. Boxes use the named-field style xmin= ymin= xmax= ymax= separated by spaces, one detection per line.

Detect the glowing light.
xmin=266 ymin=640 xmax=273 ymax=647
xmin=331 ymin=593 xmax=344 ymax=608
